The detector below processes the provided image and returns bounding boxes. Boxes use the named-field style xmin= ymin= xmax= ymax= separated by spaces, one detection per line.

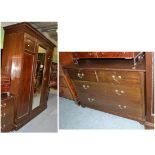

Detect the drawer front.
xmin=78 ymin=93 xmax=144 ymax=120
xmin=97 ymin=70 xmax=142 ymax=85
xmin=67 ymin=69 xmax=97 ymax=82
xmin=72 ymin=80 xmax=142 ymax=104
xmin=72 ymin=80 xmax=107 ymax=97
xmin=24 ymin=34 xmax=36 ymax=52
xmin=80 ymin=97 xmax=144 ymax=120
xmin=73 ymin=52 xmax=98 ymax=58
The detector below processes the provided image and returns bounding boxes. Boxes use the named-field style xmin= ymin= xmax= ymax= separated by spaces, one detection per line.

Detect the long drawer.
xmin=72 ymin=80 xmax=143 ymax=104
xmin=79 ymin=94 xmax=144 ymax=121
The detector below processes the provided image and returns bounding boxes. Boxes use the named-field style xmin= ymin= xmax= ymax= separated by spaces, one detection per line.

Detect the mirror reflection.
xmin=32 ymin=46 xmax=46 ymax=110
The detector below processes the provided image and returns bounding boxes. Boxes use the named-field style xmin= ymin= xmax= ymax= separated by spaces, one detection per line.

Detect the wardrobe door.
xmin=40 ymin=49 xmax=53 ymax=106
xmin=15 ymin=51 xmax=35 ymax=123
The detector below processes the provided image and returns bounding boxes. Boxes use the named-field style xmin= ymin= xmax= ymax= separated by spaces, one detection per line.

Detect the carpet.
xmin=59 ymin=97 xmax=144 ymax=129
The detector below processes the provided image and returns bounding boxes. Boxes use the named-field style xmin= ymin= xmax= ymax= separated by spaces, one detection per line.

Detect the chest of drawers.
xmin=1 ymin=94 xmax=15 ymax=132
xmin=64 ymin=58 xmax=145 ymax=123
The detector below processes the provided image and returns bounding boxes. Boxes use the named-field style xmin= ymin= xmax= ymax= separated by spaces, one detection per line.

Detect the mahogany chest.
xmin=64 ymin=58 xmax=146 ymax=123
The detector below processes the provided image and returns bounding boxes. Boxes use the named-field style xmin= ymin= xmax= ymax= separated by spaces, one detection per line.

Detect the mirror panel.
xmin=32 ymin=46 xmax=46 ymax=110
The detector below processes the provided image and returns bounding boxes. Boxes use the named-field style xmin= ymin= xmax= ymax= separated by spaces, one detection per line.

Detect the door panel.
xmin=15 ymin=52 xmax=35 ymax=122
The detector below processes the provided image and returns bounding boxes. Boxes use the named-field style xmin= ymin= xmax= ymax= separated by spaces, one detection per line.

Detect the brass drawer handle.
xmin=112 ymin=75 xmax=122 ymax=82
xmin=115 ymin=89 xmax=124 ymax=95
xmin=77 ymin=73 xmax=84 ymax=79
xmin=112 ymin=75 xmax=118 ymax=82
xmin=118 ymin=75 xmax=122 ymax=79
xmin=88 ymin=98 xmax=95 ymax=102
xmin=83 ymin=84 xmax=90 ymax=89
xmin=118 ymin=105 xmax=127 ymax=110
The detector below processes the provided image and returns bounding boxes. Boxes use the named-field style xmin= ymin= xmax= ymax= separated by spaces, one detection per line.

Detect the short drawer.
xmin=72 ymin=80 xmax=107 ymax=97
xmin=67 ymin=69 xmax=97 ymax=82
xmin=97 ymin=70 xmax=143 ymax=85
xmin=24 ymin=34 xmax=36 ymax=52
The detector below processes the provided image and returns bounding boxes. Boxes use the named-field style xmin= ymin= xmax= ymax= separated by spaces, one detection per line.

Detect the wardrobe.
xmin=60 ymin=52 xmax=154 ymax=129
xmin=2 ymin=23 xmax=55 ymax=130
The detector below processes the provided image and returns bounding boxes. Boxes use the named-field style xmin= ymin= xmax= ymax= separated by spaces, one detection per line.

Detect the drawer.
xmin=97 ymin=70 xmax=143 ymax=85
xmin=67 ymin=69 xmax=97 ymax=82
xmin=79 ymin=94 xmax=144 ymax=120
xmin=24 ymin=34 xmax=36 ymax=52
xmin=73 ymin=52 xmax=98 ymax=58
xmin=60 ymin=86 xmax=73 ymax=100
xmin=72 ymin=80 xmax=107 ymax=97
xmin=72 ymin=80 xmax=143 ymax=104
